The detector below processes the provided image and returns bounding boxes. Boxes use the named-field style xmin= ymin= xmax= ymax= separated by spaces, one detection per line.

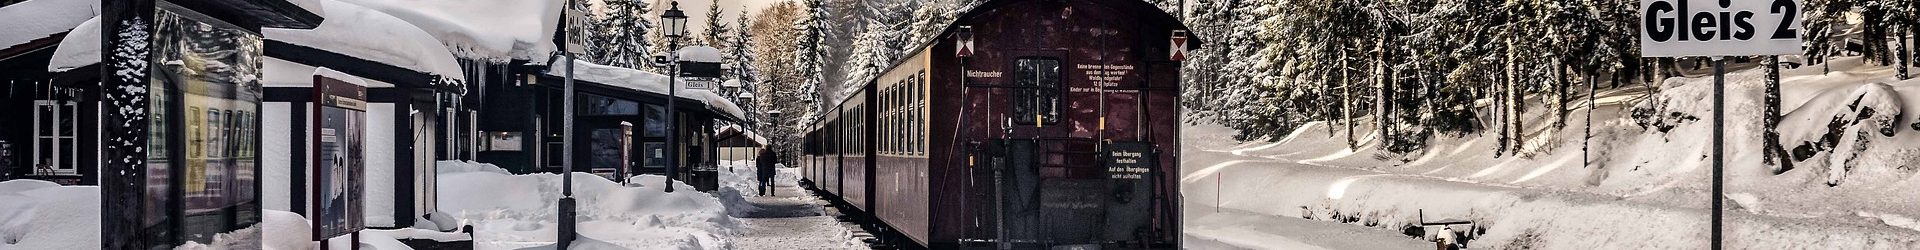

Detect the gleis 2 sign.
xmin=1641 ymin=0 xmax=1803 ymax=57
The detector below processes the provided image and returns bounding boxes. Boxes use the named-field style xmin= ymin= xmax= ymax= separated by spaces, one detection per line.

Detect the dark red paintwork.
xmin=805 ymin=0 xmax=1192 ymax=248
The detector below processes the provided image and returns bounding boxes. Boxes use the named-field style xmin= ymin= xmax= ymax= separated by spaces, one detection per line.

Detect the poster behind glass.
xmin=313 ymin=76 xmax=366 ymax=240
xmin=147 ymin=6 xmax=264 ymax=240
xmin=592 ymin=128 xmax=623 ymax=180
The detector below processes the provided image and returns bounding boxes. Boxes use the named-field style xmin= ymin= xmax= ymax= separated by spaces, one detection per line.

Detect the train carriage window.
xmin=882 ymin=87 xmax=893 ymax=155
xmin=190 ymin=107 xmax=203 ymax=158
xmin=925 ymin=70 xmax=933 ymax=154
xmin=894 ymin=86 xmax=902 ymax=155
xmin=1013 ymin=58 xmax=1061 ymax=125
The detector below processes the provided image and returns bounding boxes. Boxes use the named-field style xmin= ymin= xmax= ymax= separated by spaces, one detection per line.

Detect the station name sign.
xmin=1640 ymin=0 xmax=1802 ymax=57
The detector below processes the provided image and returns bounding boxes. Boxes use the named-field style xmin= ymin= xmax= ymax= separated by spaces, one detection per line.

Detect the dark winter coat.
xmin=755 ymin=149 xmax=778 ymax=181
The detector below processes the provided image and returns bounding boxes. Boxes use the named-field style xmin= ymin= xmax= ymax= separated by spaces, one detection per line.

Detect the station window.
xmin=32 ymin=100 xmax=78 ymax=175
xmin=1012 ymin=58 xmax=1060 ymax=125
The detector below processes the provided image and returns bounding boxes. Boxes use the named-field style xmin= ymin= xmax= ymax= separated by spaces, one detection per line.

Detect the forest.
xmin=1179 ymin=0 xmax=1918 ymax=163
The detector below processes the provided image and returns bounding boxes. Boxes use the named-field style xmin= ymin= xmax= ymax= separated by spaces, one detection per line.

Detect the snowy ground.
xmin=428 ymin=161 xmax=739 ymax=249
xmin=716 ymin=161 xmax=867 ymax=250
xmin=0 ymin=180 xmax=100 ymax=249
xmin=371 ymin=160 xmax=861 ymax=250
xmin=1182 ymin=56 xmax=1920 ymax=249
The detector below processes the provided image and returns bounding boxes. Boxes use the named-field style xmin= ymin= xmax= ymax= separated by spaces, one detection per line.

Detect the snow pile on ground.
xmin=1185 ymin=56 xmax=1920 ymax=249
xmin=172 ymin=224 xmax=262 ymax=250
xmin=0 ymin=0 xmax=98 ymax=50
xmin=713 ymin=161 xmax=806 ymax=218
xmin=436 ymin=161 xmax=739 ymax=249
xmin=262 ymin=210 xmax=312 ymax=250
xmin=715 ymin=161 xmax=763 ymax=217
xmin=0 ymin=180 xmax=100 ymax=250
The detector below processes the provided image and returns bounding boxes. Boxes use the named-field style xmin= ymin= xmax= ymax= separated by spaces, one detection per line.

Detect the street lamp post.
xmin=661 ymin=1 xmax=688 ymax=193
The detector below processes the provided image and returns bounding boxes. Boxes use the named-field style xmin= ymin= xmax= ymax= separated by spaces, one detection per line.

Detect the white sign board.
xmin=684 ymin=78 xmax=716 ymax=90
xmin=1640 ymin=0 xmax=1803 ymax=57
xmin=565 ymin=8 xmax=589 ymax=54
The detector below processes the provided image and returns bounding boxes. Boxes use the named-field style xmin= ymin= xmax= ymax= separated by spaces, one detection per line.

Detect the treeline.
xmin=1181 ymin=0 xmax=1919 ymax=160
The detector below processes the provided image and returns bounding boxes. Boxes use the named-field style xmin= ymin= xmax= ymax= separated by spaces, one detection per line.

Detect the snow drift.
xmin=0 ymin=180 xmax=100 ymax=250
xmin=435 ymin=161 xmax=739 ymax=249
xmin=1184 ymin=56 xmax=1920 ymax=249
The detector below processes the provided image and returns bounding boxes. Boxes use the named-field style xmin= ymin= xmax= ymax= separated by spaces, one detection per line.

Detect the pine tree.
xmin=728 ymin=10 xmax=762 ymax=126
xmin=841 ymin=0 xmax=912 ymax=97
xmin=796 ymin=0 xmax=831 ymax=123
xmin=585 ymin=0 xmax=654 ymax=69
xmin=702 ymin=0 xmax=732 ymax=49
xmin=746 ymin=1 xmax=806 ymax=163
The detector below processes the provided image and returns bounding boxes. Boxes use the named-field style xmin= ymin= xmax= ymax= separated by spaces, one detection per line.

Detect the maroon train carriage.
xmin=801 ymin=0 xmax=1195 ymax=249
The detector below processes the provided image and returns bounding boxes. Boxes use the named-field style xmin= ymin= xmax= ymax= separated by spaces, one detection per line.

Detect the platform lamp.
xmin=661 ymin=1 xmax=688 ymax=193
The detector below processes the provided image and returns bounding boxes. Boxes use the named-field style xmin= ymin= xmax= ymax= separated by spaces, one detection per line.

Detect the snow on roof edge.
xmin=546 ymin=59 xmax=747 ymax=119
xmin=0 ymin=0 xmax=99 ymax=51
xmin=263 ymin=0 xmax=464 ymax=83
xmin=47 ymin=16 xmax=100 ymax=73
xmin=677 ymin=46 xmax=722 ymax=63
xmin=336 ymin=0 xmax=562 ymax=64
xmin=314 ymin=67 xmax=370 ymax=87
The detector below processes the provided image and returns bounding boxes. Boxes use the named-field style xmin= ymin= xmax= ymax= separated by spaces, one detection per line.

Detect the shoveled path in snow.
xmin=730 ymin=185 xmax=867 ymax=250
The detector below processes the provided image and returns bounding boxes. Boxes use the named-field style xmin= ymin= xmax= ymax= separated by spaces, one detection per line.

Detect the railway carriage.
xmin=803 ymin=0 xmax=1194 ymax=249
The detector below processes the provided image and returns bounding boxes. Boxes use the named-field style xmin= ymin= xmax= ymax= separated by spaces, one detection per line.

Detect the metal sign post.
xmin=1640 ymin=0 xmax=1802 ymax=248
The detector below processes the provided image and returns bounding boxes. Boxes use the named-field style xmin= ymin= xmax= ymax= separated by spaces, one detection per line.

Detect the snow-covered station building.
xmin=496 ymin=45 xmax=745 ymax=192
xmin=0 ymin=0 xmax=102 ymax=185
xmin=3 ymin=0 xmax=325 ymax=247
xmin=0 ymin=0 xmax=747 ymax=247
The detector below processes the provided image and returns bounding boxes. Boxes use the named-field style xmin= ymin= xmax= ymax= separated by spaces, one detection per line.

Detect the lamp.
xmin=660 ymin=1 xmax=689 ymax=193
xmin=662 ymin=2 xmax=688 ymax=39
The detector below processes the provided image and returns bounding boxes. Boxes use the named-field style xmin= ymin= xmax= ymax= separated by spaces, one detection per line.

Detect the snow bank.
xmin=172 ymin=224 xmax=262 ymax=250
xmin=0 ymin=181 xmax=100 ymax=249
xmin=336 ymin=0 xmax=562 ymax=63
xmin=263 ymin=0 xmax=465 ymax=85
xmin=436 ymin=161 xmax=738 ymax=249
xmin=1185 ymin=56 xmax=1920 ymax=249
xmin=262 ymin=210 xmax=311 ymax=250
xmin=547 ymin=59 xmax=749 ymax=119
xmin=0 ymin=0 xmax=98 ymax=50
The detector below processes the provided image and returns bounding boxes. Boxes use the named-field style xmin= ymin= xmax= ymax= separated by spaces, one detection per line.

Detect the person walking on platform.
xmin=755 ymin=147 xmax=778 ymax=196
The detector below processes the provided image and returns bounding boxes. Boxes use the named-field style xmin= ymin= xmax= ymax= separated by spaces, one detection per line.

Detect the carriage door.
xmin=990 ymin=138 xmax=1109 ymax=247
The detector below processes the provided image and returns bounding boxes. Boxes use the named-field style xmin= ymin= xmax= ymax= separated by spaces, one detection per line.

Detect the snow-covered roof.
xmin=263 ymin=0 xmax=463 ymax=83
xmin=547 ymin=59 xmax=747 ymax=120
xmin=265 ymin=57 xmax=398 ymax=88
xmin=677 ymin=46 xmax=722 ymax=63
xmin=313 ymin=67 xmax=370 ymax=87
xmin=338 ymin=0 xmax=563 ymax=64
xmin=0 ymin=0 xmax=98 ymax=52
xmin=46 ymin=17 xmax=99 ymax=73
xmin=720 ymin=79 xmax=742 ymax=88
xmin=715 ymin=125 xmax=768 ymax=145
